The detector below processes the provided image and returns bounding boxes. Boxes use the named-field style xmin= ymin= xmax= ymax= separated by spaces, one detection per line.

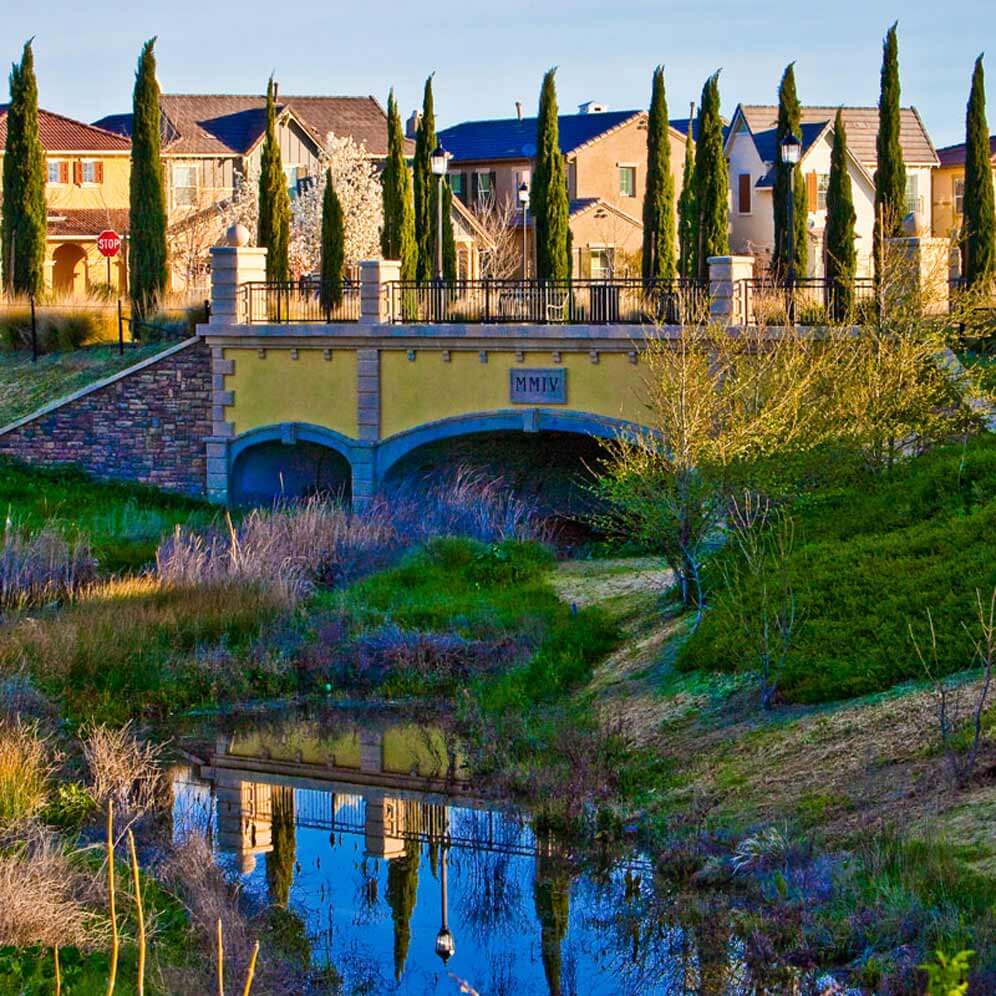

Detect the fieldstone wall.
xmin=0 ymin=338 xmax=212 ymax=496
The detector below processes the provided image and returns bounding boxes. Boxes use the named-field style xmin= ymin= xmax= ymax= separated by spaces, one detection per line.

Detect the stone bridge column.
xmin=358 ymin=259 xmax=401 ymax=325
xmin=204 ymin=228 xmax=268 ymax=503
xmin=708 ymin=255 xmax=755 ymax=326
xmin=886 ymin=235 xmax=951 ymax=316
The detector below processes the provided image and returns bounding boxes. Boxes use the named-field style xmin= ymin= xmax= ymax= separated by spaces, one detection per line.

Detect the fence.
xmin=387 ymin=278 xmax=709 ymax=325
xmin=243 ymin=278 xmax=361 ymax=323
xmin=740 ymin=277 xmax=878 ymax=326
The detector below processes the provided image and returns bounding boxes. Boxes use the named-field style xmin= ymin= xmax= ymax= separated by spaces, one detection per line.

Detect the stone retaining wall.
xmin=0 ymin=338 xmax=212 ymax=496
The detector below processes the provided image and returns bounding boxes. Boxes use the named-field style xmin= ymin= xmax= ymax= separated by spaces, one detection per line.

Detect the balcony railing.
xmin=741 ymin=276 xmax=879 ymax=325
xmin=243 ymin=278 xmax=360 ymax=323
xmin=387 ymin=278 xmax=709 ymax=325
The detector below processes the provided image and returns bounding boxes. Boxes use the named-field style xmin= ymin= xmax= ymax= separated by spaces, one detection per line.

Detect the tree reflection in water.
xmin=386 ymin=837 xmax=420 ymax=981
xmin=533 ymin=845 xmax=575 ymax=996
xmin=265 ymin=785 xmax=296 ymax=907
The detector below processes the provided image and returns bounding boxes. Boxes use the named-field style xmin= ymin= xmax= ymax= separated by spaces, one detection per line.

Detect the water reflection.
xmin=171 ymin=709 xmax=747 ymax=994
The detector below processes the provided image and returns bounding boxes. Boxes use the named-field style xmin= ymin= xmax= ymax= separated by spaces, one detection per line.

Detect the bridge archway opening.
xmin=381 ymin=429 xmax=611 ymax=541
xmin=230 ymin=439 xmax=352 ymax=507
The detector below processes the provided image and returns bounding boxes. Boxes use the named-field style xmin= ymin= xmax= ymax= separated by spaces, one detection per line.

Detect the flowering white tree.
xmin=289 ymin=134 xmax=383 ymax=276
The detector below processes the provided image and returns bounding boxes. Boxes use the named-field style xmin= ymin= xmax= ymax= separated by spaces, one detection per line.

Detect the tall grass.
xmin=0 ymin=719 xmax=52 ymax=827
xmin=158 ymin=470 xmax=548 ymax=602
xmin=0 ymin=525 xmax=96 ymax=611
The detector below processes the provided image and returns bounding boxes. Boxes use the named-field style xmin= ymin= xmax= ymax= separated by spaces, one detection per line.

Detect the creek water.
xmin=171 ymin=706 xmax=745 ymax=995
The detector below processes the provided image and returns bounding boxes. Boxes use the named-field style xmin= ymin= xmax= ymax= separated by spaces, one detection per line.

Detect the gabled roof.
xmin=936 ymin=136 xmax=996 ymax=168
xmin=94 ymin=94 xmax=407 ymax=158
xmin=520 ymin=197 xmax=643 ymax=231
xmin=438 ymin=110 xmax=699 ymax=164
xmin=0 ymin=106 xmax=131 ymax=153
xmin=730 ymin=104 xmax=939 ymax=166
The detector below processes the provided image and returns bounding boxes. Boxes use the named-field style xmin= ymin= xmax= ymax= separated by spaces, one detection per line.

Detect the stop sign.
xmin=96 ymin=230 xmax=121 ymax=257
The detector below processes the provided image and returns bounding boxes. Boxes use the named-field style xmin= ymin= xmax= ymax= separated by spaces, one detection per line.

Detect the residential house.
xmin=931 ymin=135 xmax=996 ymax=242
xmin=96 ymin=92 xmax=411 ymax=288
xmin=725 ymin=105 xmax=939 ymax=277
xmin=437 ymin=105 xmax=696 ymax=278
xmin=0 ymin=106 xmax=131 ymax=294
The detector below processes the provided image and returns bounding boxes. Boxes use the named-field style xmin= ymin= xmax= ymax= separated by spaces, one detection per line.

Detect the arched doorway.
xmin=52 ymin=243 xmax=87 ymax=296
xmin=230 ymin=440 xmax=353 ymax=507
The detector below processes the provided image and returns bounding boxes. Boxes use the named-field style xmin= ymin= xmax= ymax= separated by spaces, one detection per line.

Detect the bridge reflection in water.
xmin=173 ymin=715 xmax=735 ymax=995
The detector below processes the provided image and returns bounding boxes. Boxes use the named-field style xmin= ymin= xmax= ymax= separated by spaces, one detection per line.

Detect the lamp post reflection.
xmin=434 ymin=838 xmax=456 ymax=964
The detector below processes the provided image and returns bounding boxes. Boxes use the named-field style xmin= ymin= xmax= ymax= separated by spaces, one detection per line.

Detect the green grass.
xmin=0 ymin=459 xmax=217 ymax=572
xmin=0 ymin=343 xmax=174 ymax=428
xmin=679 ymin=435 xmax=996 ymax=703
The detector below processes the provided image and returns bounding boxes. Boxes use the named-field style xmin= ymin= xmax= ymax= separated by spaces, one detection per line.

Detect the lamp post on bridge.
xmin=780 ymin=132 xmax=801 ymax=322
xmin=431 ymin=145 xmax=451 ymax=281
xmin=518 ymin=180 xmax=530 ymax=278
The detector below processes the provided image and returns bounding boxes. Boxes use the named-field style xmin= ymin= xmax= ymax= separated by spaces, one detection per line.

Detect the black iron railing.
xmin=741 ymin=277 xmax=878 ymax=325
xmin=387 ymin=278 xmax=708 ymax=325
xmin=243 ymin=278 xmax=360 ymax=323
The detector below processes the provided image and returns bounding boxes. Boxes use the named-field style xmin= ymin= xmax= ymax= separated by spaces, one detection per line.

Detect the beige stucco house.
xmin=931 ymin=135 xmax=996 ymax=242
xmin=438 ymin=105 xmax=695 ymax=278
xmin=725 ymin=104 xmax=939 ymax=278
xmin=0 ymin=106 xmax=132 ymax=294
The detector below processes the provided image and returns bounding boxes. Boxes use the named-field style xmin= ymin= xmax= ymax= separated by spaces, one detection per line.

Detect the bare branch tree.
xmin=474 ymin=200 xmax=525 ymax=280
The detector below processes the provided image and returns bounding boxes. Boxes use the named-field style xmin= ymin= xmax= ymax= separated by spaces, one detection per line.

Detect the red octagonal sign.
xmin=96 ymin=230 xmax=121 ymax=258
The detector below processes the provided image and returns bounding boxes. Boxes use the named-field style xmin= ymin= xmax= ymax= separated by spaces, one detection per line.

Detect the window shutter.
xmin=488 ymin=171 xmax=497 ymax=200
xmin=59 ymin=161 xmax=69 ymax=184
xmin=72 ymin=160 xmax=82 ymax=185
xmin=738 ymin=173 xmax=751 ymax=214
xmin=471 ymin=172 xmax=479 ymax=203
xmin=579 ymin=247 xmax=592 ymax=278
xmin=806 ymin=171 xmax=817 ymax=212
xmin=94 ymin=161 xmax=104 ymax=184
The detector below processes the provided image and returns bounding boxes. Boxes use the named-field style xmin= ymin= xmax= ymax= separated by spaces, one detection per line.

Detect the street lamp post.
xmin=518 ymin=180 xmax=530 ymax=279
xmin=431 ymin=146 xmax=451 ymax=281
xmin=780 ymin=133 xmax=802 ymax=323
xmin=434 ymin=841 xmax=455 ymax=965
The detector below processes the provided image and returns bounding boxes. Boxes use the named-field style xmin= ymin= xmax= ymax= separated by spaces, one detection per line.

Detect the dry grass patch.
xmin=0 ymin=718 xmax=54 ymax=827
xmin=82 ymin=722 xmax=167 ymax=818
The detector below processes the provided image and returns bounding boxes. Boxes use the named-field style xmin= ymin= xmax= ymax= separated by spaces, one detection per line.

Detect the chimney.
xmin=578 ymin=101 xmax=607 ymax=115
xmin=515 ymin=101 xmax=523 ymax=121
xmin=405 ymin=109 xmax=422 ymax=140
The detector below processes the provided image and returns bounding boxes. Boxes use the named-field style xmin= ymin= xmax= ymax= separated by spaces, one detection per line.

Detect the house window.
xmin=817 ymin=173 xmax=830 ymax=211
xmin=590 ymin=247 xmax=615 ymax=279
xmin=81 ymin=160 xmax=102 ymax=184
xmin=954 ymin=176 xmax=965 ymax=216
xmin=450 ymin=172 xmax=465 ymax=202
xmin=737 ymin=173 xmax=752 ymax=214
xmin=172 ymin=164 xmax=200 ymax=208
xmin=475 ymin=170 xmax=494 ymax=205
xmin=47 ymin=160 xmax=67 ymax=184
xmin=618 ymin=165 xmax=636 ymax=198
xmin=905 ymin=174 xmax=923 ymax=217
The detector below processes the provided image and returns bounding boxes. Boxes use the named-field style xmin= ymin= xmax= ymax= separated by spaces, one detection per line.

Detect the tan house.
xmin=932 ymin=135 xmax=996 ymax=240
xmin=438 ymin=105 xmax=694 ymax=277
xmin=96 ymin=93 xmax=411 ymax=288
xmin=0 ymin=106 xmax=132 ymax=294
xmin=725 ymin=104 xmax=939 ymax=277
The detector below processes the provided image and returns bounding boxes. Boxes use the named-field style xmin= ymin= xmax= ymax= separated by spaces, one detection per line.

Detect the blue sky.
xmin=1 ymin=0 xmax=990 ymax=148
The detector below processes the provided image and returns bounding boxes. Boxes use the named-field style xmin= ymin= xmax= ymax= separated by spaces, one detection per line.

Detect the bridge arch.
xmin=228 ymin=423 xmax=362 ymax=506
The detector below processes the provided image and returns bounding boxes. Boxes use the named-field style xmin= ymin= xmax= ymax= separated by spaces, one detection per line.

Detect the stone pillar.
xmin=708 ymin=255 xmax=755 ymax=326
xmin=358 ymin=258 xmax=401 ymax=325
xmin=885 ymin=236 xmax=951 ymax=316
xmin=208 ymin=241 xmax=268 ymax=327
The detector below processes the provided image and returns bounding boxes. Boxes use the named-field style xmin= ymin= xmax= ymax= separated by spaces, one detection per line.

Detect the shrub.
xmin=81 ymin=722 xmax=166 ymax=817
xmin=0 ymin=525 xmax=96 ymax=611
xmin=0 ymin=299 xmax=116 ymax=353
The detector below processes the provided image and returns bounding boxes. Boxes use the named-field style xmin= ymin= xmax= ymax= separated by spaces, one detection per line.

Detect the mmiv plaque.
xmin=509 ymin=368 xmax=567 ymax=404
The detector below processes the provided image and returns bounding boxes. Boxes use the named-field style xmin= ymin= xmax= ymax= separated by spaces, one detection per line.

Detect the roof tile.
xmin=0 ymin=106 xmax=131 ymax=153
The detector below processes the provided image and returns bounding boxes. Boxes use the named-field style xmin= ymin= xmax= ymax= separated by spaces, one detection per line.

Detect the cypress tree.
xmin=874 ymin=21 xmax=907 ymax=272
xmin=825 ymin=109 xmax=858 ymax=320
xmin=772 ymin=63 xmax=808 ymax=280
xmin=677 ymin=106 xmax=697 ymax=280
xmin=1 ymin=40 xmax=47 ymax=298
xmin=128 ymin=39 xmax=169 ymax=317
xmin=642 ymin=66 xmax=677 ymax=282
xmin=962 ymin=54 xmax=996 ymax=289
xmin=531 ymin=68 xmax=571 ymax=281
xmin=319 ymin=170 xmax=344 ymax=318
xmin=257 ymin=77 xmax=291 ymax=282
xmin=693 ymin=72 xmax=729 ymax=282
xmin=380 ymin=90 xmax=417 ymax=281
xmin=413 ymin=75 xmax=436 ymax=281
